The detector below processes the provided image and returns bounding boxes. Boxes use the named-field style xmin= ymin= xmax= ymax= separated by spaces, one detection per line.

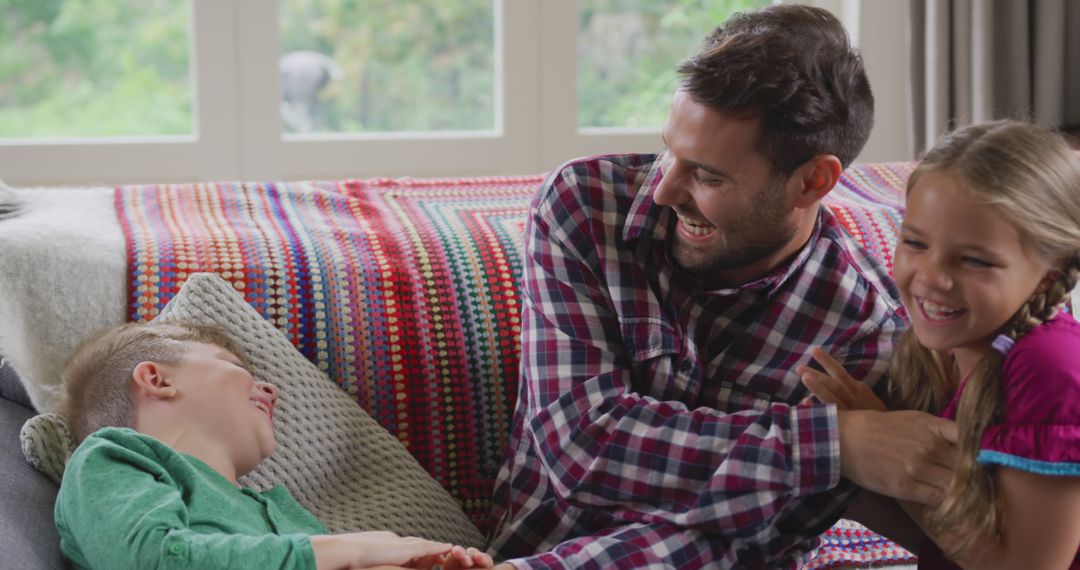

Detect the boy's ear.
xmin=791 ymin=155 xmax=843 ymax=208
xmin=132 ymin=361 xmax=178 ymax=399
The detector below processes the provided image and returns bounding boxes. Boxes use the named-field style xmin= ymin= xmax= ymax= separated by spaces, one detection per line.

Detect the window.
xmin=578 ymin=0 xmax=769 ymax=129
xmin=278 ymin=0 xmax=496 ymax=134
xmin=1 ymin=0 xmax=830 ymax=186
xmin=0 ymin=0 xmax=192 ymax=138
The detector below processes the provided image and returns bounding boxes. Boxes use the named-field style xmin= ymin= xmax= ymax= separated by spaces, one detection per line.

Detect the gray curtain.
xmin=908 ymin=0 xmax=1080 ymax=155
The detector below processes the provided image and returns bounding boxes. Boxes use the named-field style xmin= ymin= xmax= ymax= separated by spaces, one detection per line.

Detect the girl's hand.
xmin=796 ymin=347 xmax=887 ymax=411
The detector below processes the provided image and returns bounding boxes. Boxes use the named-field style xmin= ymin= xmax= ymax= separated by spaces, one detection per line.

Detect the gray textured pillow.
xmin=21 ymin=272 xmax=484 ymax=547
xmin=20 ymin=412 xmax=72 ymax=485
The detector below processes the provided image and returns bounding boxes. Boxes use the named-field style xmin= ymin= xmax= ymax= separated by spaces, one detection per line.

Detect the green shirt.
xmin=55 ymin=427 xmax=326 ymax=570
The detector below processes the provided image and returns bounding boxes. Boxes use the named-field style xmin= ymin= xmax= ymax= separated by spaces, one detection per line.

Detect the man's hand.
xmin=797 ymin=347 xmax=887 ymax=411
xmin=837 ymin=409 xmax=958 ymax=505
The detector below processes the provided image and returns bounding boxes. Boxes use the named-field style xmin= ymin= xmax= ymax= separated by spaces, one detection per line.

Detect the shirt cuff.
xmin=299 ymin=536 xmax=318 ymax=570
xmin=789 ymin=403 xmax=842 ymax=495
xmin=503 ymin=552 xmax=570 ymax=570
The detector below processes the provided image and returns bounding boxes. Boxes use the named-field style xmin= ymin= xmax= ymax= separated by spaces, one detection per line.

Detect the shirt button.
xmin=679 ymin=359 xmax=693 ymax=373
xmin=169 ymin=543 xmax=183 ymax=556
xmin=625 ymin=340 xmax=636 ymax=353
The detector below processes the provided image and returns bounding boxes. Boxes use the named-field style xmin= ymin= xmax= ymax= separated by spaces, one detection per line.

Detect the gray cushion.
xmin=155 ymin=273 xmax=484 ymax=546
xmin=21 ymin=413 xmax=71 ymax=485
xmin=20 ymin=273 xmax=485 ymax=548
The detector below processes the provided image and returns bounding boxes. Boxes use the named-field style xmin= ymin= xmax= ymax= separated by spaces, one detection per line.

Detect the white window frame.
xmin=0 ymin=1 xmax=240 ymax=186
xmin=0 ymin=0 xmax=906 ymax=187
xmin=232 ymin=0 xmax=660 ymax=181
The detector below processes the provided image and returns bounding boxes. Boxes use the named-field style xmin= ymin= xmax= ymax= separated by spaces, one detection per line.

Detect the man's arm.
xmin=798 ymin=345 xmax=960 ymax=505
xmin=837 ymin=409 xmax=959 ymax=505
xmin=512 ymin=164 xmax=846 ymax=538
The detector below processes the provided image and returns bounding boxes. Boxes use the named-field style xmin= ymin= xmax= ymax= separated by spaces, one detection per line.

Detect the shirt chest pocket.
xmin=619 ymin=319 xmax=698 ymax=401
xmin=619 ymin=318 xmax=678 ymax=360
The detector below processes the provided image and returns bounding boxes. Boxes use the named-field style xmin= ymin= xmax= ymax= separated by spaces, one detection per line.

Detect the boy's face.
xmin=168 ymin=342 xmax=279 ymax=476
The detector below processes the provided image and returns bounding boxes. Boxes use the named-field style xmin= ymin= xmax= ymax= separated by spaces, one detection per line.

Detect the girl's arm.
xmin=801 ymin=346 xmax=1080 ymax=566
xmin=987 ymin=468 xmax=1080 ymax=568
xmin=899 ymin=468 xmax=1080 ymax=569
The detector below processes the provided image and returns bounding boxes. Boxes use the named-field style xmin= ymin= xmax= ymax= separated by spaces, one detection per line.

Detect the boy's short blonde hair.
xmin=61 ymin=321 xmax=241 ymax=444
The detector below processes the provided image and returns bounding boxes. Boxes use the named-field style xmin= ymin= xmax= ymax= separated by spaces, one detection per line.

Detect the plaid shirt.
xmin=489 ymin=153 xmax=906 ymax=569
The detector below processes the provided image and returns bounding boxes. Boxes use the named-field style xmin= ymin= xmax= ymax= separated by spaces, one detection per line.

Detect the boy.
xmin=55 ymin=321 xmax=494 ymax=570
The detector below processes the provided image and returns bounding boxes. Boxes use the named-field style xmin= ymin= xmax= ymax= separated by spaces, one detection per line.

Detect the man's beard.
xmin=667 ymin=178 xmax=797 ymax=285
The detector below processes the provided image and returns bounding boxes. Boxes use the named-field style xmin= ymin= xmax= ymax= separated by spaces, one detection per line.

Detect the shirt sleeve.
xmin=502 ymin=521 xmax=730 ymax=570
xmin=55 ymin=436 xmax=318 ymax=570
xmin=978 ymin=319 xmax=1080 ymax=475
xmin=515 ymin=165 xmax=843 ymax=539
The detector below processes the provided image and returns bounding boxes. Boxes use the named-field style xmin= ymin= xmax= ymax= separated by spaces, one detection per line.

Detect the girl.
xmin=799 ymin=120 xmax=1080 ymax=569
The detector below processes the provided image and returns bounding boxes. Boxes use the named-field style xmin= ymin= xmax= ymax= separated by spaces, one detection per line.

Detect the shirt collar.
xmin=623 ymin=154 xmax=666 ymax=243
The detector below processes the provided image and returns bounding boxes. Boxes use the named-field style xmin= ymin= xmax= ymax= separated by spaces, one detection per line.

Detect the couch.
xmin=0 ymin=361 xmax=66 ymax=568
xmin=0 ymin=165 xmax=923 ymax=569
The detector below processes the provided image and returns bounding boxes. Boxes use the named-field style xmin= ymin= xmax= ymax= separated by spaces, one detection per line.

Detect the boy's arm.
xmin=56 ymin=437 xmax=316 ymax=570
xmin=57 ymin=436 xmax=469 ymax=570
xmin=309 ymin=533 xmax=473 ymax=569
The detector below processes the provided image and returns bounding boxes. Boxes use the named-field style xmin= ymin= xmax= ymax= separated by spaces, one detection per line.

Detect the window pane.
xmin=578 ymin=0 xmax=772 ymax=129
xmin=278 ymin=0 xmax=495 ymax=134
xmin=0 ymin=0 xmax=192 ymax=138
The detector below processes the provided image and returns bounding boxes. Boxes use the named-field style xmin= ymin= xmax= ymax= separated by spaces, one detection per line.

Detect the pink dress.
xmin=918 ymin=312 xmax=1080 ymax=569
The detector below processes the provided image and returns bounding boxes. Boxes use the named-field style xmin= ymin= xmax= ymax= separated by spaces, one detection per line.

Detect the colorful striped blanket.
xmin=117 ymin=162 xmax=916 ymax=568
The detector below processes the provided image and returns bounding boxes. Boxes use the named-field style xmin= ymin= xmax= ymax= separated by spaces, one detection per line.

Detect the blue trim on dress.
xmin=977 ymin=450 xmax=1080 ymax=476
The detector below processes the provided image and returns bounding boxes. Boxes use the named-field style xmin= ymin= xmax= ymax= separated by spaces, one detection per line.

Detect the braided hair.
xmin=887 ymin=121 xmax=1080 ymax=557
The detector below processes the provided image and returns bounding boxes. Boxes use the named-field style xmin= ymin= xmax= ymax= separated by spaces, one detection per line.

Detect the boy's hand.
xmin=411 ymin=546 xmax=495 ymax=569
xmin=796 ymin=346 xmax=886 ymax=411
xmin=354 ymin=559 xmax=508 ymax=570
xmin=311 ymin=531 xmax=459 ymax=570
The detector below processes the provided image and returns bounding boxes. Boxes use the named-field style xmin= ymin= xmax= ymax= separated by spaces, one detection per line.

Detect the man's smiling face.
xmin=653 ymin=90 xmax=799 ymax=287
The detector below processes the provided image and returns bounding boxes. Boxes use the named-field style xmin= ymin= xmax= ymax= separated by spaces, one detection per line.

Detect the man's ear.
xmin=791 ymin=155 xmax=843 ymax=208
xmin=132 ymin=362 xmax=178 ymax=399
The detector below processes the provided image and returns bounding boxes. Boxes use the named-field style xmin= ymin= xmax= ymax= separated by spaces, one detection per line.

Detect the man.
xmin=489 ymin=5 xmax=956 ymax=569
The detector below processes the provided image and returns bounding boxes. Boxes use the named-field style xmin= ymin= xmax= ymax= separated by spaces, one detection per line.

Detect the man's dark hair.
xmin=678 ymin=4 xmax=874 ymax=175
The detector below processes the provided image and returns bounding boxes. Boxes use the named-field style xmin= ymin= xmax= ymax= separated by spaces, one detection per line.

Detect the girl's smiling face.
xmin=893 ymin=172 xmax=1052 ymax=373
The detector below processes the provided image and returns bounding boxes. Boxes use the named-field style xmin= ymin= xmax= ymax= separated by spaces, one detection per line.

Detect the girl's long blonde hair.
xmin=888 ymin=120 xmax=1080 ymax=556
